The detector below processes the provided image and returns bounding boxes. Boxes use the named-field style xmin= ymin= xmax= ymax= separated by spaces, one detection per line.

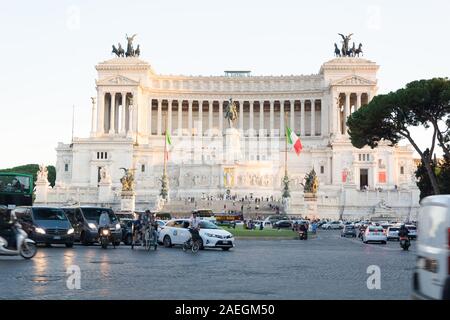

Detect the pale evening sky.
xmin=0 ymin=0 xmax=449 ymax=168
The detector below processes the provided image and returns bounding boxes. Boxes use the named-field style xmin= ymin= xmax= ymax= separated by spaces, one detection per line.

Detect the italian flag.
xmin=286 ymin=126 xmax=302 ymax=156
xmin=165 ymin=129 xmax=172 ymax=161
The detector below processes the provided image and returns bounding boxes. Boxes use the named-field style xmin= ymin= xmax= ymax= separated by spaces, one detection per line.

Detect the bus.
xmin=192 ymin=209 xmax=215 ymax=221
xmin=0 ymin=173 xmax=33 ymax=207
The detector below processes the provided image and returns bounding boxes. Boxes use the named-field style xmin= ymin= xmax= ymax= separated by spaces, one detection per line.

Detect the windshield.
xmin=33 ymin=208 xmax=68 ymax=221
xmin=118 ymin=214 xmax=134 ymax=221
xmin=0 ymin=174 xmax=31 ymax=194
xmin=199 ymin=220 xmax=219 ymax=229
xmin=82 ymin=208 xmax=117 ymax=223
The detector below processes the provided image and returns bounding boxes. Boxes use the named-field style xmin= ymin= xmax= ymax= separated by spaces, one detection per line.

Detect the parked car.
xmin=386 ymin=226 xmax=400 ymax=241
xmin=265 ymin=215 xmax=289 ymax=225
xmin=362 ymin=225 xmax=387 ymax=244
xmin=406 ymin=225 xmax=417 ymax=239
xmin=412 ymin=195 xmax=450 ymax=300
xmin=62 ymin=206 xmax=122 ymax=246
xmin=14 ymin=206 xmax=74 ymax=247
xmin=341 ymin=224 xmax=357 ymax=237
xmin=253 ymin=220 xmax=268 ymax=229
xmin=159 ymin=219 xmax=234 ymax=251
xmin=273 ymin=220 xmax=293 ymax=229
xmin=322 ymin=221 xmax=343 ymax=230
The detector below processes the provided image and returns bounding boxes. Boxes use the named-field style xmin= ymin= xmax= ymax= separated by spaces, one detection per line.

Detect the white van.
xmin=412 ymin=195 xmax=450 ymax=300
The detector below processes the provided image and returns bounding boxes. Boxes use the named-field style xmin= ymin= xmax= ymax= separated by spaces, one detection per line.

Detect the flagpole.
xmin=163 ymin=112 xmax=167 ymax=177
xmin=284 ymin=111 xmax=288 ymax=176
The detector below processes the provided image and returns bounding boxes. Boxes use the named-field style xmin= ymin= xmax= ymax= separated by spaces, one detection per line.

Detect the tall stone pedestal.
xmin=98 ymin=182 xmax=112 ymax=203
xmin=224 ymin=128 xmax=241 ymax=163
xmin=303 ymin=193 xmax=318 ymax=219
xmin=120 ymin=191 xmax=136 ymax=212
xmin=34 ymin=180 xmax=50 ymax=204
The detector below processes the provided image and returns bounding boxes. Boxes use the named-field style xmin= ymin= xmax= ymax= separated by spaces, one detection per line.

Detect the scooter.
xmin=399 ymin=235 xmax=410 ymax=251
xmin=298 ymin=229 xmax=308 ymax=240
xmin=99 ymin=227 xmax=115 ymax=250
xmin=0 ymin=223 xmax=37 ymax=259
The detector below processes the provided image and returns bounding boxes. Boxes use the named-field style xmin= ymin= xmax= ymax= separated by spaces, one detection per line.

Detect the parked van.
xmin=62 ymin=206 xmax=121 ymax=246
xmin=412 ymin=195 xmax=450 ymax=300
xmin=14 ymin=206 xmax=74 ymax=247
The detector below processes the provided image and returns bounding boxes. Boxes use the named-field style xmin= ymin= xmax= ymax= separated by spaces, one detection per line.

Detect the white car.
xmin=253 ymin=221 xmax=272 ymax=229
xmin=322 ymin=221 xmax=343 ymax=230
xmin=405 ymin=224 xmax=417 ymax=239
xmin=362 ymin=225 xmax=387 ymax=244
xmin=386 ymin=226 xmax=400 ymax=241
xmin=158 ymin=219 xmax=235 ymax=251
xmin=412 ymin=195 xmax=450 ymax=300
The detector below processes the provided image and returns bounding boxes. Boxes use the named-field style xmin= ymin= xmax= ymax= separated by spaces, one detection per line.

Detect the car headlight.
xmin=67 ymin=228 xmax=74 ymax=235
xmin=205 ymin=233 xmax=223 ymax=239
xmin=88 ymin=223 xmax=97 ymax=230
xmin=115 ymin=223 xmax=121 ymax=230
xmin=35 ymin=227 xmax=46 ymax=234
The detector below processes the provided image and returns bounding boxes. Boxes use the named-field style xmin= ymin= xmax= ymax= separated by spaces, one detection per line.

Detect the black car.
xmin=62 ymin=207 xmax=121 ymax=246
xmin=341 ymin=225 xmax=357 ymax=238
xmin=273 ymin=220 xmax=292 ymax=229
xmin=14 ymin=206 xmax=74 ymax=247
xmin=116 ymin=212 xmax=136 ymax=245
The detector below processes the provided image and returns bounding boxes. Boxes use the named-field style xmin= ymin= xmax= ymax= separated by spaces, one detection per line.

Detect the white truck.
xmin=412 ymin=195 xmax=450 ymax=300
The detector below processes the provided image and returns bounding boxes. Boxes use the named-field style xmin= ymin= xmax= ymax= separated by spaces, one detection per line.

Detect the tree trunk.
xmin=421 ymin=155 xmax=440 ymax=195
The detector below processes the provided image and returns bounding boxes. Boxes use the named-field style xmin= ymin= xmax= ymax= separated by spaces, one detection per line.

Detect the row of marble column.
xmin=149 ymin=99 xmax=322 ymax=137
xmin=338 ymin=92 xmax=370 ymax=136
xmin=97 ymin=92 xmax=134 ymax=135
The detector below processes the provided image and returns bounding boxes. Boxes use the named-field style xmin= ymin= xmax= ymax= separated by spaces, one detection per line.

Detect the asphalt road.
xmin=0 ymin=230 xmax=416 ymax=300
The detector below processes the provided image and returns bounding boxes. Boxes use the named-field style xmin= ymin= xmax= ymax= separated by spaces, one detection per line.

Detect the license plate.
xmin=53 ymin=236 xmax=61 ymax=240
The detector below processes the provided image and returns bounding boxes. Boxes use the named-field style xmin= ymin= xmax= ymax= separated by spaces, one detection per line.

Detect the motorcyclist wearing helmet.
xmin=0 ymin=206 xmax=17 ymax=249
xmin=398 ymin=224 xmax=410 ymax=238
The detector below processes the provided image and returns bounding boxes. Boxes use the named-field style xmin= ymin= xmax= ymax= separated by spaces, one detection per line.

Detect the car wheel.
xmin=382 ymin=241 xmax=387 ymax=245
xmin=222 ymin=247 xmax=230 ymax=251
xmin=199 ymin=239 xmax=204 ymax=250
xmin=65 ymin=243 xmax=74 ymax=248
xmin=163 ymin=235 xmax=172 ymax=248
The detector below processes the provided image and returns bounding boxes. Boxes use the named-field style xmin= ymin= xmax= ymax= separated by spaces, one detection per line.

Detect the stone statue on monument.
xmin=37 ymin=164 xmax=48 ymax=182
xmin=119 ymin=168 xmax=135 ymax=192
xmin=302 ymin=168 xmax=319 ymax=194
xmin=224 ymin=98 xmax=238 ymax=128
xmin=338 ymin=33 xmax=353 ymax=56
xmin=100 ymin=166 xmax=111 ymax=183
xmin=125 ymin=33 xmax=138 ymax=57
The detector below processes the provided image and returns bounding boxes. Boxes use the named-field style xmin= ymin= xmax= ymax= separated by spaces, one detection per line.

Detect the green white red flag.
xmin=286 ymin=126 xmax=302 ymax=156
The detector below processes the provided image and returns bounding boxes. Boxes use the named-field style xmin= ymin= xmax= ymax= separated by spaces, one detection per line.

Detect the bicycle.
xmin=182 ymin=237 xmax=201 ymax=253
xmin=143 ymin=227 xmax=158 ymax=251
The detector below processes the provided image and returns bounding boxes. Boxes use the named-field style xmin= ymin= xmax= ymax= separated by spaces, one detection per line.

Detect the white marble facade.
xmin=46 ymin=56 xmax=420 ymax=219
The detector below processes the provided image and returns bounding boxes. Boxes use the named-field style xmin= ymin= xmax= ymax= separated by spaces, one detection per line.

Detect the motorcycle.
xmin=99 ymin=227 xmax=115 ymax=249
xmin=298 ymin=230 xmax=307 ymax=240
xmin=0 ymin=223 xmax=37 ymax=259
xmin=399 ymin=235 xmax=410 ymax=251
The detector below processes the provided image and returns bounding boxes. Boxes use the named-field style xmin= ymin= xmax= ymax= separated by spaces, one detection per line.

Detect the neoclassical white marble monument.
xmin=41 ymin=52 xmax=420 ymax=219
